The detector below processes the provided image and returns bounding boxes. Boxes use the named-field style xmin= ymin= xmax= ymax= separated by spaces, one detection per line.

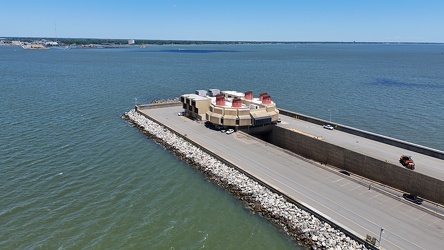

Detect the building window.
xmin=180 ymin=97 xmax=185 ymax=103
xmin=195 ymin=107 xmax=199 ymax=113
xmin=221 ymin=118 xmax=224 ymax=124
xmin=236 ymin=118 xmax=239 ymax=125
xmin=192 ymin=100 xmax=196 ymax=106
xmin=183 ymin=103 xmax=187 ymax=109
xmin=253 ymin=116 xmax=271 ymax=126
xmin=188 ymin=106 xmax=192 ymax=111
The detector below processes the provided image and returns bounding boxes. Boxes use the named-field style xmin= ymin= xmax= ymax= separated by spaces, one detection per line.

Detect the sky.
xmin=1 ymin=0 xmax=443 ymax=42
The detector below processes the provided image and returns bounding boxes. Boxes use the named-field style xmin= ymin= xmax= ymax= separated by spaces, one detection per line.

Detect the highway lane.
xmin=278 ymin=117 xmax=444 ymax=180
xmin=141 ymin=107 xmax=443 ymax=249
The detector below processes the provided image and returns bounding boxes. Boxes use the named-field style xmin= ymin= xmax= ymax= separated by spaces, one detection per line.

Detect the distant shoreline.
xmin=1 ymin=37 xmax=443 ymax=46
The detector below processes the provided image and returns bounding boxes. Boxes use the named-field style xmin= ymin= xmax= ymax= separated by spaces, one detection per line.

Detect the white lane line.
xmin=369 ymin=194 xmax=381 ymax=200
xmin=332 ymin=178 xmax=343 ymax=183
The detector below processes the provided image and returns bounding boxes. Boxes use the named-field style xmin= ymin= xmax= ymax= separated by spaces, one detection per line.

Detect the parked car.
xmin=402 ymin=193 xmax=423 ymax=205
xmin=323 ymin=124 xmax=334 ymax=130
xmin=226 ymin=129 xmax=234 ymax=134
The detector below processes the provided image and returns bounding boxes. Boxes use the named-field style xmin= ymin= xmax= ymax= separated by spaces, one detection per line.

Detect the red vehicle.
xmin=399 ymin=155 xmax=415 ymax=170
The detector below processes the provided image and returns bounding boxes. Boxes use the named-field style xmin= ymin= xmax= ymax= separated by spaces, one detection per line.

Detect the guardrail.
xmin=136 ymin=102 xmax=182 ymax=110
xmin=278 ymin=108 xmax=444 ymax=160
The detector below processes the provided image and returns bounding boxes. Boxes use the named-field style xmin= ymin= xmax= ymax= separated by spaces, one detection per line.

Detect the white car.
xmin=323 ymin=124 xmax=334 ymax=130
xmin=226 ymin=129 xmax=234 ymax=134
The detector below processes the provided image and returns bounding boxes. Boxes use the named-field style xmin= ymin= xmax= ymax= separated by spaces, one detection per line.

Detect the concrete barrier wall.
xmin=265 ymin=126 xmax=444 ymax=204
xmin=278 ymin=108 xmax=444 ymax=160
xmin=136 ymin=102 xmax=182 ymax=110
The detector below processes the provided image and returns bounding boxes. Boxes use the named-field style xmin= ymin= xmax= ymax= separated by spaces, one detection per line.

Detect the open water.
xmin=1 ymin=44 xmax=443 ymax=249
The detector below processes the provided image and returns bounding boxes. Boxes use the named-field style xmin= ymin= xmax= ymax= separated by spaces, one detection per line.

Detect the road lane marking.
xmin=332 ymin=178 xmax=343 ymax=183
xmin=369 ymin=194 xmax=381 ymax=200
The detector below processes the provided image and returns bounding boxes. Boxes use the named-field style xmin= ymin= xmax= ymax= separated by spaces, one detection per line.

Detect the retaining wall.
xmin=136 ymin=102 xmax=182 ymax=110
xmin=278 ymin=108 xmax=444 ymax=160
xmin=265 ymin=125 xmax=444 ymax=205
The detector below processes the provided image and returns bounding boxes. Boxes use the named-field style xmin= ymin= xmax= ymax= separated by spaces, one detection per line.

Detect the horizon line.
xmin=2 ymin=36 xmax=444 ymax=44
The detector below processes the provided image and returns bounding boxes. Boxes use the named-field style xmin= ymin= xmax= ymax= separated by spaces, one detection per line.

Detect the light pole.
xmin=135 ymin=97 xmax=137 ymax=107
xmin=378 ymin=227 xmax=384 ymax=248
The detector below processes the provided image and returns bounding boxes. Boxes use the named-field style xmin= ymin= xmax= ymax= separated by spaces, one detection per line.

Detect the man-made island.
xmin=123 ymin=89 xmax=444 ymax=249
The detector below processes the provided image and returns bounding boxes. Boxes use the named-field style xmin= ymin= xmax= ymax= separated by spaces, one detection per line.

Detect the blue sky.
xmin=1 ymin=0 xmax=443 ymax=42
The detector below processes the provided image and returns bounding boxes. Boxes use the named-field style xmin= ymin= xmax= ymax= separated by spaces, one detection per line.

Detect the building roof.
xmin=221 ymin=90 xmax=245 ymax=98
xmin=251 ymin=110 xmax=272 ymax=118
xmin=182 ymin=89 xmax=276 ymax=110
xmin=183 ymin=93 xmax=210 ymax=101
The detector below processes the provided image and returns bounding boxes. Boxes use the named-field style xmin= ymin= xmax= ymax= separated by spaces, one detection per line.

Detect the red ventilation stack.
xmin=262 ymin=95 xmax=272 ymax=104
xmin=259 ymin=92 xmax=268 ymax=101
xmin=216 ymin=94 xmax=226 ymax=106
xmin=232 ymin=97 xmax=242 ymax=108
xmin=244 ymin=91 xmax=253 ymax=100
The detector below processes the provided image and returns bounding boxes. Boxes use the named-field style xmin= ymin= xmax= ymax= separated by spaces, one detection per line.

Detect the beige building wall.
xmin=223 ymin=116 xmax=237 ymax=126
xmin=194 ymin=99 xmax=211 ymax=115
xmin=181 ymin=95 xmax=211 ymax=120
xmin=224 ymin=108 xmax=237 ymax=116
xmin=213 ymin=106 xmax=224 ymax=115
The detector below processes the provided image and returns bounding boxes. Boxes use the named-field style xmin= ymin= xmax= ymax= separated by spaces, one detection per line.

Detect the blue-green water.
xmin=1 ymin=44 xmax=443 ymax=249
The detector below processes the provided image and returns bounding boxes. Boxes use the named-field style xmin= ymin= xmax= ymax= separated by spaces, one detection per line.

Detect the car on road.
xmin=226 ymin=129 xmax=234 ymax=134
xmin=277 ymin=118 xmax=281 ymax=123
xmin=402 ymin=193 xmax=423 ymax=205
xmin=323 ymin=124 xmax=334 ymax=130
xmin=339 ymin=170 xmax=350 ymax=176
xmin=399 ymin=155 xmax=415 ymax=170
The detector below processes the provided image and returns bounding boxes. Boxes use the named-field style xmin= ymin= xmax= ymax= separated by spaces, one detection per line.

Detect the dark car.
xmin=339 ymin=170 xmax=350 ymax=176
xmin=402 ymin=193 xmax=423 ymax=205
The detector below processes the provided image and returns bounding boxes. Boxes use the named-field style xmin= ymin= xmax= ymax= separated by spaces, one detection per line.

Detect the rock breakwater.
xmin=122 ymin=109 xmax=369 ymax=250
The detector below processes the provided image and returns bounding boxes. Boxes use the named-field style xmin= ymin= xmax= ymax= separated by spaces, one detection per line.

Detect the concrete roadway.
xmin=140 ymin=107 xmax=444 ymax=250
